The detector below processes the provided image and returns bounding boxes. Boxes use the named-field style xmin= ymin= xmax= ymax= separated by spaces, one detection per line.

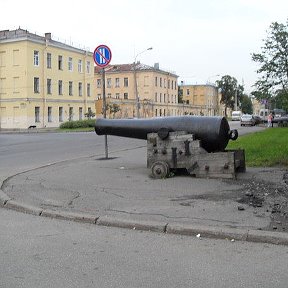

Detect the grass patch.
xmin=227 ymin=127 xmax=288 ymax=167
xmin=57 ymin=127 xmax=94 ymax=132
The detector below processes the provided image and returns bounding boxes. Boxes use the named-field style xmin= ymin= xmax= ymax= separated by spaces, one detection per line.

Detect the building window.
xmin=115 ymin=78 xmax=120 ymax=87
xmin=78 ymin=60 xmax=83 ymax=73
xmin=13 ymin=77 xmax=19 ymax=93
xmin=69 ymin=107 xmax=73 ymax=121
xmin=47 ymin=79 xmax=52 ymax=94
xmin=97 ymin=79 xmax=101 ymax=88
xmin=79 ymin=107 xmax=83 ymax=120
xmin=78 ymin=82 xmax=82 ymax=96
xmin=34 ymin=51 xmax=39 ymax=66
xmin=155 ymin=92 xmax=157 ymax=102
xmin=34 ymin=77 xmax=40 ymax=93
xmin=35 ymin=107 xmax=40 ymax=122
xmin=168 ymin=79 xmax=170 ymax=89
xmin=87 ymin=83 xmax=91 ymax=97
xmin=124 ymin=93 xmax=128 ymax=99
xmin=187 ymin=89 xmax=190 ymax=95
xmin=124 ymin=77 xmax=128 ymax=87
xmin=13 ymin=49 xmax=19 ymax=66
xmin=107 ymin=78 xmax=112 ymax=88
xmin=164 ymin=79 xmax=166 ymax=88
xmin=68 ymin=57 xmax=73 ymax=71
xmin=86 ymin=61 xmax=90 ymax=73
xmin=47 ymin=53 xmax=51 ymax=68
xmin=58 ymin=80 xmax=63 ymax=95
xmin=58 ymin=55 xmax=63 ymax=70
xmin=116 ymin=93 xmax=120 ymax=99
xmin=160 ymin=93 xmax=162 ymax=103
xmin=0 ymin=51 xmax=6 ymax=67
xmin=59 ymin=107 xmax=63 ymax=122
xmin=144 ymin=76 xmax=149 ymax=87
xmin=69 ymin=81 xmax=73 ymax=96
xmin=97 ymin=94 xmax=101 ymax=99
xmin=160 ymin=77 xmax=162 ymax=87
xmin=171 ymin=81 xmax=174 ymax=90
xmin=107 ymin=93 xmax=111 ymax=98
xmin=155 ymin=77 xmax=158 ymax=87
xmin=48 ymin=107 xmax=52 ymax=122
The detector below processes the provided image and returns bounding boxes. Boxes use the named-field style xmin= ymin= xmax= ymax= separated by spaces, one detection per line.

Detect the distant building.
xmin=94 ymin=63 xmax=179 ymax=118
xmin=179 ymin=84 xmax=219 ymax=116
xmin=0 ymin=28 xmax=95 ymax=129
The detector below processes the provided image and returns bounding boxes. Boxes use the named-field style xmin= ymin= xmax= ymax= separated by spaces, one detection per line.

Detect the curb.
xmin=1 ymin=190 xmax=288 ymax=246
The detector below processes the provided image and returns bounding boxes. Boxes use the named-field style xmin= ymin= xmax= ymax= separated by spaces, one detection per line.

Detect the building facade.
xmin=180 ymin=84 xmax=219 ymax=116
xmin=95 ymin=63 xmax=179 ymax=118
xmin=0 ymin=28 xmax=95 ymax=129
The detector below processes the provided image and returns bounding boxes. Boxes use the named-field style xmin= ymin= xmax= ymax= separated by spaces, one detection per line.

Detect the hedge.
xmin=59 ymin=119 xmax=95 ymax=129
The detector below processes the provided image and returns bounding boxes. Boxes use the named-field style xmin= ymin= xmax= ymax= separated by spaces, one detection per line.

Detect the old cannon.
xmin=95 ymin=116 xmax=245 ymax=179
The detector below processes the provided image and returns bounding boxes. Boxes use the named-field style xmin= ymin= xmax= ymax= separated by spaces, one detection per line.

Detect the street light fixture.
xmin=134 ymin=47 xmax=153 ymax=118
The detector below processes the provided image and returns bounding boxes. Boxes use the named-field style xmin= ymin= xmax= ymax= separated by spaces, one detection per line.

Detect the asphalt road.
xmin=1 ymin=208 xmax=288 ymax=288
xmin=2 ymin=122 xmax=288 ymax=288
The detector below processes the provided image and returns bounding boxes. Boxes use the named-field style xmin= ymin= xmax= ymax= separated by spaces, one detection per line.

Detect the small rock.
xmin=238 ymin=205 xmax=245 ymax=211
xmin=196 ymin=233 xmax=201 ymax=238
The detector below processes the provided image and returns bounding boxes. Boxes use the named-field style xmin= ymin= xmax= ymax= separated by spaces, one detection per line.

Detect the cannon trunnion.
xmin=95 ymin=116 xmax=245 ymax=179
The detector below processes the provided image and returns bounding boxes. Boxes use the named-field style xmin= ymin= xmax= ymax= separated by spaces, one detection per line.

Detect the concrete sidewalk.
xmin=1 ymin=145 xmax=288 ymax=245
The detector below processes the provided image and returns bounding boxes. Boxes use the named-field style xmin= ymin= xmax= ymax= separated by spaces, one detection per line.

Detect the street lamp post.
xmin=206 ymin=74 xmax=220 ymax=116
xmin=133 ymin=47 xmax=152 ymax=118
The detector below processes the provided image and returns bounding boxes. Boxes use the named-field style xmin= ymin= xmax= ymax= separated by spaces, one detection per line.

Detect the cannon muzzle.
xmin=95 ymin=116 xmax=237 ymax=152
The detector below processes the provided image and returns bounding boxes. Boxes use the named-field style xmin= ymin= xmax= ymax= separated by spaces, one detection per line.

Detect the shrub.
xmin=59 ymin=119 xmax=95 ymax=129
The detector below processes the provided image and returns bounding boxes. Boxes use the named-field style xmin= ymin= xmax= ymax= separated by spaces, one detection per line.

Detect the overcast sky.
xmin=2 ymin=0 xmax=287 ymax=93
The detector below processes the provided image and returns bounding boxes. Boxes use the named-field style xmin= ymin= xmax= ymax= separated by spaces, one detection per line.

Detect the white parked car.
xmin=231 ymin=111 xmax=242 ymax=121
xmin=240 ymin=114 xmax=256 ymax=126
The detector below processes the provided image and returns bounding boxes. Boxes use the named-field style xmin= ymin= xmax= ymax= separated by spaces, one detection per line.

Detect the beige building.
xmin=95 ymin=63 xmax=180 ymax=118
xmin=179 ymin=84 xmax=219 ymax=116
xmin=0 ymin=28 xmax=95 ymax=129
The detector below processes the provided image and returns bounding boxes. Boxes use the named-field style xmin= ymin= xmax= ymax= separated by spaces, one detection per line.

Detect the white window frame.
xmin=68 ymin=57 xmax=73 ymax=71
xmin=78 ymin=60 xmax=83 ymax=73
xmin=78 ymin=82 xmax=83 ymax=96
xmin=86 ymin=61 xmax=90 ymax=73
xmin=34 ymin=51 xmax=39 ymax=66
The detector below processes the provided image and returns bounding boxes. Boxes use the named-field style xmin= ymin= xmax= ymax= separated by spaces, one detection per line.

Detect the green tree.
xmin=84 ymin=110 xmax=95 ymax=119
xmin=240 ymin=95 xmax=253 ymax=114
xmin=216 ymin=75 xmax=243 ymax=116
xmin=108 ymin=103 xmax=121 ymax=118
xmin=251 ymin=19 xmax=288 ymax=99
xmin=274 ymin=89 xmax=288 ymax=111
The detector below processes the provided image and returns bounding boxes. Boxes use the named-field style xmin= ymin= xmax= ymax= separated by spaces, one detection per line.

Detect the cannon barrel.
xmin=95 ymin=116 xmax=237 ymax=152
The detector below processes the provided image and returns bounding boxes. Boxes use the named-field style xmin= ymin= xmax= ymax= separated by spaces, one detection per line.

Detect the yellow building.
xmin=180 ymin=84 xmax=219 ymax=116
xmin=0 ymin=28 xmax=95 ymax=129
xmin=94 ymin=63 xmax=180 ymax=118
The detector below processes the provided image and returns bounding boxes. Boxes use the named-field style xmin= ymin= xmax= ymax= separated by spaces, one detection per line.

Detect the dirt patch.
xmin=232 ymin=172 xmax=288 ymax=232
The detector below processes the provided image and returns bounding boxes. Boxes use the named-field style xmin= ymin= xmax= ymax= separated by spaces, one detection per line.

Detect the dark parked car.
xmin=240 ymin=114 xmax=256 ymax=126
xmin=253 ymin=115 xmax=262 ymax=125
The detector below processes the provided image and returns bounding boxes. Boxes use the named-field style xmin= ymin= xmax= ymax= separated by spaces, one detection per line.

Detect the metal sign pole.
xmin=93 ymin=44 xmax=112 ymax=160
xmin=102 ymin=68 xmax=108 ymax=159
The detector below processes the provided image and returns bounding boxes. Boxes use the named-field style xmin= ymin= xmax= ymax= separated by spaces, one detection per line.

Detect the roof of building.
xmin=0 ymin=28 xmax=92 ymax=55
xmin=94 ymin=62 xmax=178 ymax=77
